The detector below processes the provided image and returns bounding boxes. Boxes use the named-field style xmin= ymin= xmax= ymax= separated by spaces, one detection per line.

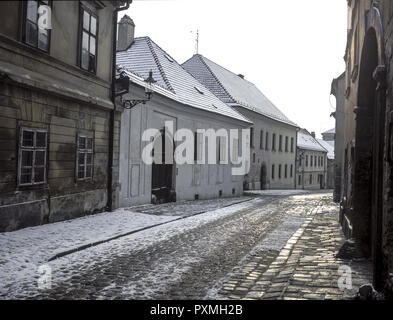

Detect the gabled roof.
xmin=297 ymin=129 xmax=327 ymax=153
xmin=182 ymin=54 xmax=297 ymax=127
xmin=317 ymin=139 xmax=334 ymax=160
xmin=116 ymin=37 xmax=251 ymax=124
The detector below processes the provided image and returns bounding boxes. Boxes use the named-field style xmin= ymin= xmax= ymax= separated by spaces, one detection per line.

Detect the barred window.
xmin=24 ymin=0 xmax=51 ymax=52
xmin=18 ymin=128 xmax=47 ymax=186
xmin=77 ymin=135 xmax=94 ymax=180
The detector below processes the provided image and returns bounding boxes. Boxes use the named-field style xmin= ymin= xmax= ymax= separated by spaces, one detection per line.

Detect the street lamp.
xmin=118 ymin=70 xmax=156 ymax=109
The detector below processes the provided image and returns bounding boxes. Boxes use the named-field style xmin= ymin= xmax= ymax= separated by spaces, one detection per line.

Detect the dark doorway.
xmin=354 ymin=28 xmax=385 ymax=290
xmin=260 ymin=163 xmax=267 ymax=190
xmin=151 ymin=128 xmax=175 ymax=204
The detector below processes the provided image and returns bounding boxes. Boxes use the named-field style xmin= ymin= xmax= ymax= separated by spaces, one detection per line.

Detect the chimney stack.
xmin=117 ymin=15 xmax=135 ymax=51
xmin=238 ymin=74 xmax=245 ymax=79
xmin=311 ymin=132 xmax=316 ymax=138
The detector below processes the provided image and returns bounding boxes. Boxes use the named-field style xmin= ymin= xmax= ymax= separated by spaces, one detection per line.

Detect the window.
xmin=77 ymin=135 xmax=94 ymax=180
xmin=321 ymin=156 xmax=324 ymax=167
xmin=265 ymin=132 xmax=269 ymax=150
xmin=195 ymin=132 xmax=204 ymax=163
xmin=291 ymin=137 xmax=294 ymax=153
xmin=80 ymin=7 xmax=98 ymax=73
xmin=310 ymin=155 xmax=313 ymax=167
xmin=272 ymin=134 xmax=276 ymax=151
xmin=18 ymin=128 xmax=47 ymax=186
xmin=260 ymin=130 xmax=264 ymax=149
xmin=306 ymin=155 xmax=308 ymax=167
xmin=253 ymin=153 xmax=256 ymax=163
xmin=279 ymin=135 xmax=283 ymax=152
xmin=218 ymin=136 xmax=227 ymax=164
xmin=278 ymin=164 xmax=282 ymax=179
xmin=250 ymin=127 xmax=254 ymax=149
xmin=271 ymin=164 xmax=275 ymax=180
xmin=290 ymin=164 xmax=293 ymax=178
xmin=232 ymin=137 xmax=239 ymax=164
xmin=298 ymin=175 xmax=301 ymax=185
xmin=285 ymin=136 xmax=289 ymax=152
xmin=309 ymin=174 xmax=312 ymax=185
xmin=314 ymin=156 xmax=317 ymax=167
xmin=24 ymin=0 xmax=50 ymax=51
xmin=284 ymin=164 xmax=288 ymax=179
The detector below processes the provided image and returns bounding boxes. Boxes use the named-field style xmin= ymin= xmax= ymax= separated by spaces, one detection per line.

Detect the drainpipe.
xmin=107 ymin=0 xmax=132 ymax=211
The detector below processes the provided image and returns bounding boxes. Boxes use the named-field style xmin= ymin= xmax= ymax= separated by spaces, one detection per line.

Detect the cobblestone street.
xmin=1 ymin=192 xmax=372 ymax=300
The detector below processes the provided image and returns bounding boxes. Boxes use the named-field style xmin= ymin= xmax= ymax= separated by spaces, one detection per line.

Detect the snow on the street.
xmin=0 ymin=197 xmax=261 ymax=298
xmin=244 ymin=190 xmax=312 ymax=196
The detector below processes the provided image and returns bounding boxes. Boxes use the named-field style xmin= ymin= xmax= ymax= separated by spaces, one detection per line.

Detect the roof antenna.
xmin=190 ymin=30 xmax=199 ymax=54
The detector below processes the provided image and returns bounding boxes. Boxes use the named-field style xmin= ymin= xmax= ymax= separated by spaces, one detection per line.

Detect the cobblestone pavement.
xmin=215 ymin=196 xmax=372 ymax=300
xmin=2 ymin=192 xmax=372 ymax=300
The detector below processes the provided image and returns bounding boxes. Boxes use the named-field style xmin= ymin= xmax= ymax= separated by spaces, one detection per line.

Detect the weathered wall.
xmin=0 ymin=1 xmax=120 ymax=231
xmin=119 ymin=83 xmax=248 ymax=207
xmin=331 ymin=72 xmax=346 ymax=202
xmin=233 ymin=107 xmax=297 ymax=190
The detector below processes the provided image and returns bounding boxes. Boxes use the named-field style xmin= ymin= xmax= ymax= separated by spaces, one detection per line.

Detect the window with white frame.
xmin=19 ymin=128 xmax=47 ymax=186
xmin=76 ymin=135 xmax=94 ymax=180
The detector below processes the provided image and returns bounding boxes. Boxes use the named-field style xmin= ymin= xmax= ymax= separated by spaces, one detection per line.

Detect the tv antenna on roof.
xmin=190 ymin=30 xmax=199 ymax=54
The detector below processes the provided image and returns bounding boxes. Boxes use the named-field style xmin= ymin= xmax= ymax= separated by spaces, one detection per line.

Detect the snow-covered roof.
xmin=322 ymin=128 xmax=335 ymax=134
xmin=297 ymin=129 xmax=327 ymax=153
xmin=116 ymin=37 xmax=251 ymax=124
xmin=317 ymin=139 xmax=334 ymax=160
xmin=182 ymin=54 xmax=297 ymax=127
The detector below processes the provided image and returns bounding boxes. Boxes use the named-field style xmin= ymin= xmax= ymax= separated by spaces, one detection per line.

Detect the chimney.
xmin=117 ymin=15 xmax=135 ymax=51
xmin=238 ymin=74 xmax=245 ymax=79
xmin=311 ymin=132 xmax=316 ymax=138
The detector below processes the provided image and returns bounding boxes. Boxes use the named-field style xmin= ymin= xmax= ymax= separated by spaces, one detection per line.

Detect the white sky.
xmin=123 ymin=0 xmax=347 ymax=138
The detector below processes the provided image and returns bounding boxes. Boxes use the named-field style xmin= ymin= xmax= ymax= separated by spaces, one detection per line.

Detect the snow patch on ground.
xmin=244 ymin=190 xmax=312 ymax=196
xmin=0 ymin=197 xmax=259 ymax=298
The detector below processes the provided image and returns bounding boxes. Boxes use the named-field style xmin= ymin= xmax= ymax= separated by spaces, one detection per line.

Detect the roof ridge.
xmin=193 ymin=54 xmax=236 ymax=104
xmin=144 ymin=37 xmax=175 ymax=94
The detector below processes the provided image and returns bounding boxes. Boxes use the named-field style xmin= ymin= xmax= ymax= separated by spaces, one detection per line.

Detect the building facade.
xmin=317 ymin=138 xmax=335 ymax=190
xmin=338 ymin=0 xmax=393 ymax=295
xmin=0 ymin=1 xmax=128 ymax=232
xmin=116 ymin=19 xmax=251 ymax=206
xmin=183 ymin=55 xmax=298 ymax=190
xmin=331 ymin=72 xmax=346 ymax=202
xmin=295 ymin=129 xmax=328 ymax=190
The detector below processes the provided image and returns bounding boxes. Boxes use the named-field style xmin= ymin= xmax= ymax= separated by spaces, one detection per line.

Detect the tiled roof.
xmin=322 ymin=128 xmax=335 ymax=134
xmin=297 ymin=129 xmax=327 ymax=153
xmin=116 ymin=37 xmax=251 ymax=124
xmin=182 ymin=54 xmax=297 ymax=127
xmin=317 ymin=139 xmax=334 ymax=160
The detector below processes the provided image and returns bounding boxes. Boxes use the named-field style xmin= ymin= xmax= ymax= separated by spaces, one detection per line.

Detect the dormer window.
xmin=164 ymin=54 xmax=174 ymax=62
xmin=80 ymin=6 xmax=98 ymax=73
xmin=194 ymin=86 xmax=204 ymax=94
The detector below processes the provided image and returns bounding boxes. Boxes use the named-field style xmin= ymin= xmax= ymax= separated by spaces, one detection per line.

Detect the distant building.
xmin=116 ymin=17 xmax=251 ymax=206
xmin=321 ymin=128 xmax=335 ymax=142
xmin=183 ymin=55 xmax=298 ymax=190
xmin=317 ymin=139 xmax=334 ymax=189
xmin=295 ymin=129 xmax=327 ymax=190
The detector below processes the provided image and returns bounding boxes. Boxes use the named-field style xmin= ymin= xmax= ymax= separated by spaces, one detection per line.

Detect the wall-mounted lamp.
xmin=117 ymin=70 xmax=156 ymax=110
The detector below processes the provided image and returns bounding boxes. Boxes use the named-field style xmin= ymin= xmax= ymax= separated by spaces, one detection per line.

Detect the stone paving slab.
xmin=219 ymin=196 xmax=373 ymax=300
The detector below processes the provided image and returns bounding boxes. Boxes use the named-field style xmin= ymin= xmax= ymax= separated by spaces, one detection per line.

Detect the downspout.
xmin=107 ymin=0 xmax=131 ymax=211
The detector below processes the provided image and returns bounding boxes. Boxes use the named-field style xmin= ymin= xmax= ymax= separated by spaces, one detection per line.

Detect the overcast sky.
xmin=123 ymin=0 xmax=347 ymax=138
